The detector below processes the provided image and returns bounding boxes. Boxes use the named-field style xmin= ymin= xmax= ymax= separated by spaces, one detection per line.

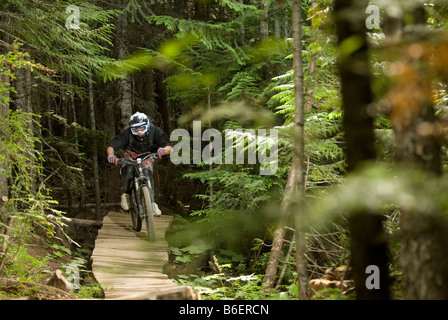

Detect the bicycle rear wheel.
xmin=130 ymin=190 xmax=142 ymax=231
xmin=141 ymin=186 xmax=156 ymax=241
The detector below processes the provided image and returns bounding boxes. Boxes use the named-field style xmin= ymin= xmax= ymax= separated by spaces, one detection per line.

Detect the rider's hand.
xmin=107 ymin=154 xmax=118 ymax=166
xmin=157 ymin=148 xmax=167 ymax=159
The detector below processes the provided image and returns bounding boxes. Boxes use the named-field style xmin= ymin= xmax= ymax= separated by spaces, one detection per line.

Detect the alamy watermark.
xmin=366 ymin=5 xmax=381 ymax=31
xmin=365 ymin=265 xmax=380 ymax=289
xmin=65 ymin=265 xmax=80 ymax=290
xmin=170 ymin=121 xmax=278 ymax=176
xmin=65 ymin=5 xmax=80 ymax=30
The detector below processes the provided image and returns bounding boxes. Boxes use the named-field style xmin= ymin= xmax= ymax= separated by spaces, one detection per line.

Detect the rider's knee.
xmin=120 ymin=164 xmax=135 ymax=177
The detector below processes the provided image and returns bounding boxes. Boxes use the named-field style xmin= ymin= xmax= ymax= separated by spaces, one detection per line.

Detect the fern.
xmin=267 ymin=57 xmax=345 ymax=191
xmin=219 ymin=72 xmax=260 ymax=102
xmin=219 ymin=0 xmax=259 ymax=12
xmin=1 ymin=0 xmax=117 ymax=82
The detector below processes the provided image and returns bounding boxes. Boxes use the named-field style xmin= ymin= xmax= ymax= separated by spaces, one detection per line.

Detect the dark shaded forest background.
xmin=2 ymin=0 xmax=448 ymax=300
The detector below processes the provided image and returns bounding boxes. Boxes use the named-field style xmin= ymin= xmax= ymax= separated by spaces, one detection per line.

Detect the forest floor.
xmin=0 ymin=233 xmax=78 ymax=300
xmin=0 ymin=203 xmax=183 ymax=300
xmin=0 ymin=210 xmax=101 ymax=300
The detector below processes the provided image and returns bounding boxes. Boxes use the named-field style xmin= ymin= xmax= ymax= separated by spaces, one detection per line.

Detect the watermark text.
xmin=170 ymin=121 xmax=278 ymax=175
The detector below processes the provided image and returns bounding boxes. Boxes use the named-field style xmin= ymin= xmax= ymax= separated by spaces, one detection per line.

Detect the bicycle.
xmin=118 ymin=152 xmax=159 ymax=241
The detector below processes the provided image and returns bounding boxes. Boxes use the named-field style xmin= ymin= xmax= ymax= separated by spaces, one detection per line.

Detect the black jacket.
xmin=109 ymin=126 xmax=172 ymax=155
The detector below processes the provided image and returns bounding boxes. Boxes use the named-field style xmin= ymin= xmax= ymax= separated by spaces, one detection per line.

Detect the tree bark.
xmin=67 ymin=74 xmax=87 ymax=215
xmin=63 ymin=74 xmax=73 ymax=212
xmin=273 ymin=1 xmax=281 ymax=39
xmin=263 ymin=160 xmax=297 ymax=288
xmin=262 ymin=1 xmax=308 ymax=298
xmin=69 ymin=218 xmax=103 ymax=228
xmin=389 ymin=4 xmax=447 ymax=300
xmin=155 ymin=71 xmax=170 ymax=131
xmin=88 ymin=74 xmax=102 ymax=221
xmin=348 ymin=212 xmax=390 ymax=299
xmin=333 ymin=1 xmax=376 ymax=172
xmin=400 ymin=213 xmax=448 ymax=299
xmin=334 ymin=0 xmax=390 ymax=299
xmin=11 ymin=57 xmax=36 ymax=190
xmin=239 ymin=0 xmax=246 ymax=40
xmin=260 ymin=0 xmax=269 ymax=40
xmin=0 ymin=60 xmax=10 ymax=198
xmin=291 ymin=0 xmax=308 ymax=300
xmin=116 ymin=0 xmax=133 ymax=130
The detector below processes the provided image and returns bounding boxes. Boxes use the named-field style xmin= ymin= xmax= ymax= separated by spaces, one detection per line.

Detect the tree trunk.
xmin=348 ymin=212 xmax=390 ymax=299
xmin=63 ymin=75 xmax=73 ymax=212
xmin=155 ymin=71 xmax=169 ymax=130
xmin=389 ymin=4 xmax=447 ymax=300
xmin=334 ymin=0 xmax=390 ymax=299
xmin=263 ymin=159 xmax=298 ymax=288
xmin=67 ymin=74 xmax=87 ymax=215
xmin=88 ymin=74 xmax=102 ymax=221
xmin=116 ymin=0 xmax=133 ymax=130
xmin=12 ymin=58 xmax=36 ymax=190
xmin=273 ymin=1 xmax=281 ymax=39
xmin=0 ymin=61 xmax=10 ymax=198
xmin=263 ymin=1 xmax=309 ymax=298
xmin=260 ymin=0 xmax=269 ymax=40
xmin=333 ymin=1 xmax=376 ymax=172
xmin=239 ymin=0 xmax=246 ymax=40
xmin=291 ymin=0 xmax=308 ymax=300
xmin=400 ymin=213 xmax=448 ymax=299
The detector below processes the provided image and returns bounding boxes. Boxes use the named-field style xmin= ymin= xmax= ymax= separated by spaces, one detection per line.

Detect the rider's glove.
xmin=107 ymin=154 xmax=118 ymax=166
xmin=157 ymin=148 xmax=167 ymax=159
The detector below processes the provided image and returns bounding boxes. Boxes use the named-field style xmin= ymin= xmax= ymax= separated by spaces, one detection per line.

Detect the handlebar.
xmin=118 ymin=152 xmax=158 ymax=165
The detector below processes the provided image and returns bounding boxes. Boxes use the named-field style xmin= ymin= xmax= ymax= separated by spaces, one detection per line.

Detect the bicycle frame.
xmin=119 ymin=153 xmax=157 ymax=219
xmin=132 ymin=158 xmax=155 ymax=219
xmin=115 ymin=152 xmax=159 ymax=241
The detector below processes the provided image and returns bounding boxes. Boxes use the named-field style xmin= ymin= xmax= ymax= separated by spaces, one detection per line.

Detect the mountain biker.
xmin=106 ymin=111 xmax=173 ymax=213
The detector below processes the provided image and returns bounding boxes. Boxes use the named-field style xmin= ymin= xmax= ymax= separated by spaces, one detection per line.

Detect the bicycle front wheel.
xmin=141 ymin=186 xmax=156 ymax=241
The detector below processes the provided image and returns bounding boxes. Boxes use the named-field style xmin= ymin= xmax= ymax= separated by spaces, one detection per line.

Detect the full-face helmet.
xmin=129 ymin=112 xmax=150 ymax=140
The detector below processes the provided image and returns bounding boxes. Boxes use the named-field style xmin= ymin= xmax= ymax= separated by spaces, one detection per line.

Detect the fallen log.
xmin=51 ymin=203 xmax=120 ymax=210
xmin=68 ymin=218 xmax=103 ymax=228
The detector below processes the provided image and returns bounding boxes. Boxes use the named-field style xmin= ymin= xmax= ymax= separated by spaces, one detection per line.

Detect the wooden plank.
xmin=91 ymin=211 xmax=198 ymax=300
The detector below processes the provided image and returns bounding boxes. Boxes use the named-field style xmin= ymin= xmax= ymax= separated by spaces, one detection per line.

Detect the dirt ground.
xmin=0 ymin=202 xmax=183 ymax=300
xmin=0 ymin=217 xmax=100 ymax=300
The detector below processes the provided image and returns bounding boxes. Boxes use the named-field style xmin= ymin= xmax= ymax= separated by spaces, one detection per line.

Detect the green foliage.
xmin=170 ymin=243 xmax=212 ymax=264
xmin=175 ymin=258 xmax=292 ymax=300
xmin=172 ymin=250 xmax=300 ymax=300
xmin=5 ymin=0 xmax=431 ymax=300
xmin=49 ymin=243 xmax=72 ymax=259
xmin=307 ymin=164 xmax=448 ymax=229
xmin=102 ymin=1 xmax=293 ymax=115
xmin=164 ymin=0 xmax=347 ymax=297
xmin=63 ymin=246 xmax=103 ymax=298
xmin=219 ymin=72 xmax=260 ymax=103
xmin=75 ymin=281 xmax=104 ymax=299
xmin=0 ymin=49 xmax=69 ymax=280
xmin=185 ymin=166 xmax=282 ymax=216
xmin=1 ymin=0 xmax=117 ymax=82
xmin=177 ymin=272 xmax=267 ymax=300
xmin=39 ymin=112 xmax=106 ymax=205
xmin=0 ymin=44 xmax=45 ymax=104
xmin=3 ymin=245 xmax=49 ymax=283
xmin=0 ymin=110 xmax=67 ymax=238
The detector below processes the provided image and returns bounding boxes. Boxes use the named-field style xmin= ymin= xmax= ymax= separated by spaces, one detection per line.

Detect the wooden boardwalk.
xmin=91 ymin=211 xmax=198 ymax=300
